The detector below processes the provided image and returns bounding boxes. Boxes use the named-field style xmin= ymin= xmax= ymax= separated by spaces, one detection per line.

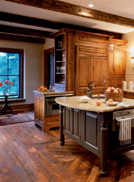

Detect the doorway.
xmin=44 ymin=48 xmax=54 ymax=89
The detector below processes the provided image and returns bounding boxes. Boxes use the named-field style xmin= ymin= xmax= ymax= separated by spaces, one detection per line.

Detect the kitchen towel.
xmin=118 ymin=118 xmax=131 ymax=145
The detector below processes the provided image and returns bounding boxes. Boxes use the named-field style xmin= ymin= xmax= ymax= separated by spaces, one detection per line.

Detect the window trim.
xmin=0 ymin=48 xmax=24 ymax=98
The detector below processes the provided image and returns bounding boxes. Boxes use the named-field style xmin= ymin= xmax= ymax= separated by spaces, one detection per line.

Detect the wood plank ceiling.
xmin=2 ymin=0 xmax=134 ymax=43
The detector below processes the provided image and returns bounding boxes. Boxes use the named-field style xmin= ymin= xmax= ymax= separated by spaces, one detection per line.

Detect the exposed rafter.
xmin=0 ymin=12 xmax=122 ymax=39
xmin=5 ymin=0 xmax=134 ymax=28
xmin=0 ymin=24 xmax=52 ymax=38
xmin=0 ymin=33 xmax=45 ymax=44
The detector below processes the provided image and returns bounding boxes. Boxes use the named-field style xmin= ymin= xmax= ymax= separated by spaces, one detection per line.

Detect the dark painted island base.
xmin=59 ymin=105 xmax=134 ymax=175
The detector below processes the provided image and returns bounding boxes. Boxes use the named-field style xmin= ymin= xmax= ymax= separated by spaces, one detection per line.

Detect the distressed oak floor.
xmin=0 ymin=111 xmax=134 ymax=182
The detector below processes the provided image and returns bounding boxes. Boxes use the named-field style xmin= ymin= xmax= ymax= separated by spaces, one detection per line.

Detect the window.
xmin=0 ymin=48 xmax=24 ymax=98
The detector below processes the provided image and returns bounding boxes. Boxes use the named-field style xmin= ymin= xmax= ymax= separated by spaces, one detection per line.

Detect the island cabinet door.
xmin=81 ymin=112 xmax=100 ymax=156
xmin=63 ymin=107 xmax=81 ymax=142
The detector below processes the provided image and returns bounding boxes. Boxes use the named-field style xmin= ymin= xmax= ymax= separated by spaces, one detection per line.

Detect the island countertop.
xmin=33 ymin=90 xmax=74 ymax=97
xmin=55 ymin=96 xmax=134 ymax=113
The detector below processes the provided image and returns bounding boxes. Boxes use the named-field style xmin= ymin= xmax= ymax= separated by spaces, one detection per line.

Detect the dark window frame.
xmin=0 ymin=48 xmax=24 ymax=98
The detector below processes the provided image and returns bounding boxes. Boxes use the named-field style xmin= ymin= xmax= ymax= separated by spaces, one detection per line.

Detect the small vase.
xmin=3 ymin=87 xmax=10 ymax=95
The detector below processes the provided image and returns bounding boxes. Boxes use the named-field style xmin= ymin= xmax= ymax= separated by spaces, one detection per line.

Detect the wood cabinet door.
xmin=39 ymin=95 xmax=44 ymax=122
xmin=91 ymin=57 xmax=108 ymax=90
xmin=34 ymin=93 xmax=44 ymax=123
xmin=113 ymin=50 xmax=126 ymax=74
xmin=34 ymin=93 xmax=40 ymax=121
xmin=76 ymin=55 xmax=91 ymax=96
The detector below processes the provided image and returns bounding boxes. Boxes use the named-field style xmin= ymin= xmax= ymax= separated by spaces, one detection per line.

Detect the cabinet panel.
xmin=34 ymin=94 xmax=40 ymax=121
xmin=76 ymin=55 xmax=91 ymax=95
xmin=91 ymin=57 xmax=108 ymax=87
xmin=85 ymin=112 xmax=98 ymax=147
xmin=66 ymin=31 xmax=75 ymax=91
xmin=65 ymin=107 xmax=71 ymax=132
xmin=75 ymin=32 xmax=108 ymax=47
xmin=113 ymin=51 xmax=125 ymax=74
xmin=73 ymin=109 xmax=80 ymax=139
xmin=109 ymin=39 xmax=127 ymax=75
xmin=76 ymin=45 xmax=107 ymax=57
xmin=34 ymin=93 xmax=44 ymax=122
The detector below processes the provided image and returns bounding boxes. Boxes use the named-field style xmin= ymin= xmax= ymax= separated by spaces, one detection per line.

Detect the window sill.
xmin=0 ymin=98 xmax=26 ymax=103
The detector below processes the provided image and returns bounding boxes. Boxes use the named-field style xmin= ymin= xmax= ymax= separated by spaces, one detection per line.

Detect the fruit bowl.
xmin=38 ymin=86 xmax=47 ymax=92
xmin=105 ymin=87 xmax=123 ymax=102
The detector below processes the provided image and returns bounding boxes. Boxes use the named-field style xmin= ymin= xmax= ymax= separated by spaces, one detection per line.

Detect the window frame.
xmin=0 ymin=48 xmax=24 ymax=98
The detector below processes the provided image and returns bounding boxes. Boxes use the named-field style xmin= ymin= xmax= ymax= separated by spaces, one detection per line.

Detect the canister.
xmin=128 ymin=81 xmax=133 ymax=90
xmin=122 ymin=81 xmax=127 ymax=90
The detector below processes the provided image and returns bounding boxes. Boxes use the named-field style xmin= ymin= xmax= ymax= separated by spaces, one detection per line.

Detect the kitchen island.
xmin=33 ymin=90 xmax=73 ymax=131
xmin=55 ymin=96 xmax=134 ymax=175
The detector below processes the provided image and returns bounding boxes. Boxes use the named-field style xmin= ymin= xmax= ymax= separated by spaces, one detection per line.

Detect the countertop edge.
xmin=55 ymin=97 xmax=134 ymax=113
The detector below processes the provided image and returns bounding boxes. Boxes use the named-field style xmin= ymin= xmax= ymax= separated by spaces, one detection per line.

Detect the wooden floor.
xmin=0 ymin=111 xmax=134 ymax=182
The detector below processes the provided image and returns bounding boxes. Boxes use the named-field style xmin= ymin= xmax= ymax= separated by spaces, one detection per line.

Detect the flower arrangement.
xmin=0 ymin=80 xmax=14 ymax=94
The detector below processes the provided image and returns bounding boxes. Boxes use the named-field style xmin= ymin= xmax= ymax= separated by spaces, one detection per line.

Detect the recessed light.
xmin=88 ymin=4 xmax=94 ymax=8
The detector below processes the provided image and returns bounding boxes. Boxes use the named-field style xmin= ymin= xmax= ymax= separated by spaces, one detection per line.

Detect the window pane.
xmin=9 ymin=53 xmax=19 ymax=75
xmin=0 ymin=76 xmax=8 ymax=95
xmin=0 ymin=52 xmax=8 ymax=75
xmin=0 ymin=49 xmax=23 ymax=98
xmin=9 ymin=76 xmax=19 ymax=95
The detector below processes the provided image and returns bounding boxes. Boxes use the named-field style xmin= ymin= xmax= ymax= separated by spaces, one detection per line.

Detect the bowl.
xmin=80 ymin=96 xmax=90 ymax=103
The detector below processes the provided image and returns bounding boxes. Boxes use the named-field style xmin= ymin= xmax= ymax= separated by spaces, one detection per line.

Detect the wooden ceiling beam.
xmin=0 ymin=24 xmax=52 ymax=38
xmin=0 ymin=12 xmax=62 ymax=30
xmin=0 ymin=12 xmax=122 ymax=39
xmin=5 ymin=0 xmax=134 ymax=28
xmin=0 ymin=33 xmax=45 ymax=44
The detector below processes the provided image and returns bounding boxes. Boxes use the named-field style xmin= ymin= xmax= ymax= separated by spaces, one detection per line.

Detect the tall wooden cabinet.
xmin=75 ymin=32 xmax=109 ymax=95
xmin=52 ymin=29 xmax=127 ymax=96
xmin=109 ymin=38 xmax=127 ymax=88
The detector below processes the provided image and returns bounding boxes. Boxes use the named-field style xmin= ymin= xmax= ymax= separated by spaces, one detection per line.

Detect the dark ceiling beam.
xmin=0 ymin=33 xmax=45 ymax=44
xmin=5 ymin=0 xmax=134 ymax=28
xmin=0 ymin=24 xmax=52 ymax=38
xmin=0 ymin=12 xmax=122 ymax=39
xmin=0 ymin=12 xmax=62 ymax=30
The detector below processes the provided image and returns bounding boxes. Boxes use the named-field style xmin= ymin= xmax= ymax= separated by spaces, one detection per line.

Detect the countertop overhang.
xmin=55 ymin=96 xmax=134 ymax=113
xmin=33 ymin=90 xmax=74 ymax=97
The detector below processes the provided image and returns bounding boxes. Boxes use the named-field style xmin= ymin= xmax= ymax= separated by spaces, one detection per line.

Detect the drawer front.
xmin=46 ymin=115 xmax=60 ymax=125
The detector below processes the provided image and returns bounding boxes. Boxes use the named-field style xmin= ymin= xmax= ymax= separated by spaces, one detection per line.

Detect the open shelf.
xmin=56 ymin=60 xmax=65 ymax=63
xmin=55 ymin=33 xmax=66 ymax=89
xmin=56 ymin=48 xmax=65 ymax=51
xmin=56 ymin=73 xmax=65 ymax=74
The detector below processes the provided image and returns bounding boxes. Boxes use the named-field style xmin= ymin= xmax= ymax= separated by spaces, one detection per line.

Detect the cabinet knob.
xmin=113 ymin=69 xmax=116 ymax=71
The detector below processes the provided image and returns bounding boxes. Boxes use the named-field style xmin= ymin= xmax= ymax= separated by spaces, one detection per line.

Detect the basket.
xmin=105 ymin=91 xmax=123 ymax=102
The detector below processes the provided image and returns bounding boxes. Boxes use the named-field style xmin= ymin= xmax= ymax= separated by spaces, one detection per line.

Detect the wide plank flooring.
xmin=0 ymin=112 xmax=134 ymax=182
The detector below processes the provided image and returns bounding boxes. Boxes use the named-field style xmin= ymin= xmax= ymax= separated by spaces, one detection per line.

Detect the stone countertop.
xmin=55 ymin=96 xmax=134 ymax=113
xmin=33 ymin=90 xmax=74 ymax=96
xmin=123 ymin=89 xmax=134 ymax=93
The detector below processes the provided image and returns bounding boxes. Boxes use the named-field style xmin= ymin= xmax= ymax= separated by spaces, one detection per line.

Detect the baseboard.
xmin=0 ymin=103 xmax=34 ymax=111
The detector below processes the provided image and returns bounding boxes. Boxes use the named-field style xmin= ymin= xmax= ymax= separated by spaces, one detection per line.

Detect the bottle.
xmin=128 ymin=81 xmax=133 ymax=90
xmin=122 ymin=81 xmax=127 ymax=90
xmin=49 ymin=84 xmax=52 ymax=91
